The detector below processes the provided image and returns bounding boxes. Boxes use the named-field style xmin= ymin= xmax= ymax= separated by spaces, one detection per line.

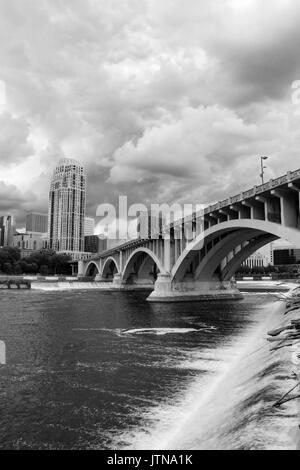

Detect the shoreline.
xmin=237 ymin=280 xmax=298 ymax=292
xmin=0 ymin=276 xmax=299 ymax=293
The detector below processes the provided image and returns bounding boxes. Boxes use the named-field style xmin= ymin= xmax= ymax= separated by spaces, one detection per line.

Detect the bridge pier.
xmin=147 ymin=275 xmax=242 ymax=302
xmin=112 ymin=273 xmax=124 ymax=287
xmin=78 ymin=260 xmax=85 ymax=278
xmin=93 ymin=274 xmax=108 ymax=282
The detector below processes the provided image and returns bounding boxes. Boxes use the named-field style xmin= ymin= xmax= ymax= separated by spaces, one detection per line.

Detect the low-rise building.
xmin=270 ymin=239 xmax=300 ymax=266
xmin=12 ymin=232 xmax=46 ymax=257
xmin=243 ymin=243 xmax=272 ymax=268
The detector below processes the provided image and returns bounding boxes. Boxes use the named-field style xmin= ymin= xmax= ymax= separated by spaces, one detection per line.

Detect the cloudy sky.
xmin=1 ymin=0 xmax=300 ymax=227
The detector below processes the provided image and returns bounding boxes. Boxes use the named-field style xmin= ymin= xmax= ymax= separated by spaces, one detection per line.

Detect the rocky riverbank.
xmin=267 ymin=286 xmax=300 ymax=449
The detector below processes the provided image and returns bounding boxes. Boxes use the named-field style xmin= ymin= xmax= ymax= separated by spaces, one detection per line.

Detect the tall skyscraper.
xmin=47 ymin=158 xmax=86 ymax=252
xmin=26 ymin=213 xmax=48 ymax=233
xmin=0 ymin=215 xmax=15 ymax=247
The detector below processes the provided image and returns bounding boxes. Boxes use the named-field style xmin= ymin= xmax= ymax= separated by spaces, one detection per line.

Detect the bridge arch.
xmin=222 ymin=234 xmax=277 ymax=281
xmin=171 ymin=219 xmax=300 ymax=282
xmin=122 ymin=247 xmax=166 ymax=285
xmin=84 ymin=261 xmax=100 ymax=278
xmin=193 ymin=229 xmax=263 ymax=281
xmin=101 ymin=257 xmax=119 ymax=279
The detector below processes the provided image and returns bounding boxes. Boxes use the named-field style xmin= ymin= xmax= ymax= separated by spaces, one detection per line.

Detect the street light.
xmin=260 ymin=156 xmax=268 ymax=184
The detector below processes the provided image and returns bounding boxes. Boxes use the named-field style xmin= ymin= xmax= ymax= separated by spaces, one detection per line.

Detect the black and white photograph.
xmin=1 ymin=0 xmax=300 ymax=455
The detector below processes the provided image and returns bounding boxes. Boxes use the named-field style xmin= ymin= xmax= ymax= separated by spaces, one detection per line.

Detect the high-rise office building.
xmin=84 ymin=217 xmax=95 ymax=236
xmin=47 ymin=158 xmax=86 ymax=252
xmin=26 ymin=213 xmax=48 ymax=233
xmin=0 ymin=215 xmax=15 ymax=247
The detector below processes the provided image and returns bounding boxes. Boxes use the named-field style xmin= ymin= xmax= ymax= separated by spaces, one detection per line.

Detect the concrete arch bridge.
xmin=78 ymin=169 xmax=300 ymax=301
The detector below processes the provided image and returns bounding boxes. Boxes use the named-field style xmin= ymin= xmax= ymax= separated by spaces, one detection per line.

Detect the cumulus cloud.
xmin=0 ymin=111 xmax=33 ymax=165
xmin=109 ymin=104 xmax=293 ymax=203
xmin=0 ymin=0 xmax=300 ymax=224
xmin=110 ymin=106 xmax=257 ymax=181
xmin=0 ymin=181 xmax=37 ymax=219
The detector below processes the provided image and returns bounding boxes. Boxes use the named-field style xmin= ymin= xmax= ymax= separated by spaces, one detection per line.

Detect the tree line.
xmin=236 ymin=264 xmax=300 ymax=278
xmin=0 ymin=247 xmax=72 ymax=275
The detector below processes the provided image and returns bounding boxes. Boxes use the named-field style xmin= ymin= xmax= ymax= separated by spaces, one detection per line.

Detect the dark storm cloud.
xmin=0 ymin=0 xmax=300 ymax=226
xmin=0 ymin=181 xmax=38 ymax=221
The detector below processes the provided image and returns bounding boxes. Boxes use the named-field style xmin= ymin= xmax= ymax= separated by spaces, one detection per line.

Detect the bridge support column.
xmin=164 ymin=238 xmax=171 ymax=272
xmin=113 ymin=273 xmax=125 ymax=287
xmin=119 ymin=251 xmax=123 ymax=272
xmin=78 ymin=260 xmax=85 ymax=278
xmin=147 ymin=273 xmax=172 ymax=301
xmin=147 ymin=276 xmax=242 ymax=302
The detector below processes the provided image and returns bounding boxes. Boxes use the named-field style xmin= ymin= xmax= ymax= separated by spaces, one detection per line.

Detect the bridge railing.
xmin=205 ymin=168 xmax=300 ymax=215
xmin=161 ymin=168 xmax=300 ymax=234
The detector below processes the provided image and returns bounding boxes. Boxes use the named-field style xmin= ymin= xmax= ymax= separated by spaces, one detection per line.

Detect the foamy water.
xmin=31 ymin=281 xmax=113 ymax=291
xmin=115 ymin=299 xmax=299 ymax=450
xmin=72 ymin=327 xmax=217 ymax=336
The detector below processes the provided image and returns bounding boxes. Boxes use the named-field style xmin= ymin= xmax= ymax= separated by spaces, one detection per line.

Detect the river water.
xmin=0 ymin=288 xmax=298 ymax=449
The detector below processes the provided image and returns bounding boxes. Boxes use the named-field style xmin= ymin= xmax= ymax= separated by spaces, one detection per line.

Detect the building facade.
xmin=242 ymin=239 xmax=300 ymax=268
xmin=269 ymin=239 xmax=300 ymax=266
xmin=84 ymin=235 xmax=108 ymax=253
xmin=243 ymin=243 xmax=272 ymax=268
xmin=47 ymin=158 xmax=86 ymax=253
xmin=13 ymin=232 xmax=46 ymax=258
xmin=242 ymin=252 xmax=269 ymax=268
xmin=26 ymin=213 xmax=48 ymax=233
xmin=0 ymin=215 xmax=15 ymax=247
xmin=84 ymin=217 xmax=95 ymax=236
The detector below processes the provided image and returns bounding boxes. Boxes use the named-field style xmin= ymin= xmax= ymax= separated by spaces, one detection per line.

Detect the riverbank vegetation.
xmin=0 ymin=247 xmax=72 ymax=275
xmin=236 ymin=264 xmax=300 ymax=279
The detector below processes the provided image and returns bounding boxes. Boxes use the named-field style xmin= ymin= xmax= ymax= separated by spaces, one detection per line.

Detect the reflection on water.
xmin=0 ymin=289 xmax=297 ymax=449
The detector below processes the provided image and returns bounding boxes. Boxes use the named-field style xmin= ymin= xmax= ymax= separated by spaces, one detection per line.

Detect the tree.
xmin=0 ymin=247 xmax=72 ymax=275
xmin=3 ymin=262 xmax=13 ymax=275
xmin=40 ymin=265 xmax=48 ymax=275
xmin=14 ymin=264 xmax=22 ymax=275
xmin=49 ymin=253 xmax=72 ymax=275
xmin=0 ymin=247 xmax=21 ymax=272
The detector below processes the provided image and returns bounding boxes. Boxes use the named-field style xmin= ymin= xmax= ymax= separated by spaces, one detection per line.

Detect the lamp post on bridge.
xmin=260 ymin=156 xmax=269 ymax=184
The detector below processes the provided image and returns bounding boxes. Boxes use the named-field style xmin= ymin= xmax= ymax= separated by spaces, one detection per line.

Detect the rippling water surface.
xmin=0 ymin=289 xmax=297 ymax=449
